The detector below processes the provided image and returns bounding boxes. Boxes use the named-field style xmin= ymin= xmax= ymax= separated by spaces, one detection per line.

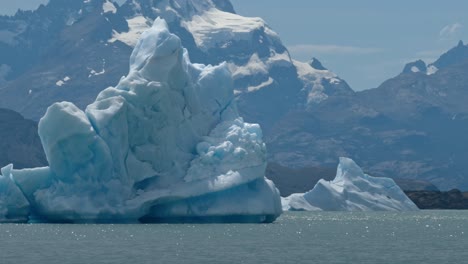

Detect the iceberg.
xmin=0 ymin=165 xmax=30 ymax=223
xmin=0 ymin=18 xmax=282 ymax=223
xmin=282 ymin=158 xmax=419 ymax=211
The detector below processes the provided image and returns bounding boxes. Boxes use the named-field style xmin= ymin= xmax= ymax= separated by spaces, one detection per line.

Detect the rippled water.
xmin=1 ymin=211 xmax=467 ymax=264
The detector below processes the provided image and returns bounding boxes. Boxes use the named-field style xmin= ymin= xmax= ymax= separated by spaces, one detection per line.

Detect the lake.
xmin=1 ymin=211 xmax=467 ymax=264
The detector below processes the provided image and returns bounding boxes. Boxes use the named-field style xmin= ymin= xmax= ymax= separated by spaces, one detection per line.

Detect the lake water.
xmin=0 ymin=211 xmax=467 ymax=264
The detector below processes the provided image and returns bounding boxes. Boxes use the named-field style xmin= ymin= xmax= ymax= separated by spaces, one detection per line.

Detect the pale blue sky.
xmin=1 ymin=0 xmax=467 ymax=90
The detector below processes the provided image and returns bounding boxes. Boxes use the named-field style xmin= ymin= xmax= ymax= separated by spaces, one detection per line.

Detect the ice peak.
xmin=129 ymin=17 xmax=182 ymax=79
xmin=458 ymin=40 xmax=464 ymax=47
xmin=335 ymin=157 xmax=365 ymax=181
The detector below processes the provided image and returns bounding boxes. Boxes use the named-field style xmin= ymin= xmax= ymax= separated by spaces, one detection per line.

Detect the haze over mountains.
xmin=0 ymin=0 xmax=467 ymax=191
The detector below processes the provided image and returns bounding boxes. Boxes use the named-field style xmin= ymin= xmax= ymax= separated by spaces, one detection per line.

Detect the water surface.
xmin=1 ymin=211 xmax=467 ymax=263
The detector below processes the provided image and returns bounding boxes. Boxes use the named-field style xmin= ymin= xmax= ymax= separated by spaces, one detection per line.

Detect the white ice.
xmin=102 ymin=0 xmax=117 ymax=14
xmin=282 ymin=157 xmax=419 ymax=211
xmin=182 ymin=8 xmax=279 ymax=51
xmin=109 ymin=16 xmax=152 ymax=47
xmin=0 ymin=165 xmax=30 ymax=222
xmin=0 ymin=18 xmax=282 ymax=223
xmin=293 ymin=60 xmax=341 ymax=104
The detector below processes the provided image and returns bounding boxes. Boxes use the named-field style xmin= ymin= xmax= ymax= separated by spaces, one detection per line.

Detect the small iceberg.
xmin=282 ymin=157 xmax=419 ymax=211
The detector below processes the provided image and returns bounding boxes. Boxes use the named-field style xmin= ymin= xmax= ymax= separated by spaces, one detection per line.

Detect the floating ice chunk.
xmin=281 ymin=193 xmax=320 ymax=212
xmin=282 ymin=157 xmax=419 ymax=211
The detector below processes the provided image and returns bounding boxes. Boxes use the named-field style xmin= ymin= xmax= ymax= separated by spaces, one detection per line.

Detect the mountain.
xmin=405 ymin=189 xmax=468 ymax=209
xmin=269 ymin=40 xmax=468 ymax=190
xmin=0 ymin=0 xmax=132 ymax=120
xmin=0 ymin=108 xmax=45 ymax=169
xmin=0 ymin=0 xmax=348 ymax=128
xmin=355 ymin=42 xmax=468 ymax=190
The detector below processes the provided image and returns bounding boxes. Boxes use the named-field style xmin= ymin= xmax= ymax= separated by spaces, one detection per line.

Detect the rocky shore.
xmin=405 ymin=190 xmax=468 ymax=209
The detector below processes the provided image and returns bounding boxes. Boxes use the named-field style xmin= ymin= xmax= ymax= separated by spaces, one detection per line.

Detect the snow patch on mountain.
xmin=227 ymin=50 xmax=291 ymax=94
xmin=109 ymin=16 xmax=151 ymax=47
xmin=294 ymin=60 xmax=342 ymax=104
xmin=229 ymin=53 xmax=268 ymax=79
xmin=267 ymin=51 xmax=292 ymax=68
xmin=182 ymin=8 xmax=278 ymax=51
xmin=426 ymin=65 xmax=438 ymax=75
xmin=247 ymin=77 xmax=274 ymax=92
xmin=102 ymin=0 xmax=117 ymax=14
xmin=56 ymin=76 xmax=71 ymax=87
xmin=88 ymin=59 xmax=107 ymax=78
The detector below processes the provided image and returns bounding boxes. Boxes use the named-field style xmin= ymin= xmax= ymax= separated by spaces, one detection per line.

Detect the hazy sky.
xmin=1 ymin=0 xmax=467 ymax=90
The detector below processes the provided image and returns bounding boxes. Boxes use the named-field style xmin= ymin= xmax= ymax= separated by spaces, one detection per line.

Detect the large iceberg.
xmin=282 ymin=158 xmax=419 ymax=211
xmin=0 ymin=18 xmax=282 ymax=223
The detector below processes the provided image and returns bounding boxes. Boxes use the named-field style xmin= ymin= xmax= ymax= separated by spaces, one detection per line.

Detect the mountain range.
xmin=272 ymin=40 xmax=468 ymax=190
xmin=0 ymin=0 xmax=467 ymax=190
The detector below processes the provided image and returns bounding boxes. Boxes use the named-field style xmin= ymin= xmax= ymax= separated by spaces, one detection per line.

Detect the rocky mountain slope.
xmin=0 ymin=108 xmax=46 ymax=168
xmin=0 ymin=0 xmax=349 ymax=126
xmin=269 ymin=41 xmax=468 ymax=190
xmin=405 ymin=189 xmax=468 ymax=209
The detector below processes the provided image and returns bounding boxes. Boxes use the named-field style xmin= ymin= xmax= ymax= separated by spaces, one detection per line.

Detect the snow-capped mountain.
xmin=0 ymin=0 xmax=349 ymax=126
xmin=270 ymin=40 xmax=468 ymax=191
xmin=294 ymin=58 xmax=353 ymax=105
xmin=0 ymin=0 xmax=132 ymax=120
xmin=401 ymin=40 xmax=468 ymax=76
xmin=0 ymin=108 xmax=45 ymax=169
